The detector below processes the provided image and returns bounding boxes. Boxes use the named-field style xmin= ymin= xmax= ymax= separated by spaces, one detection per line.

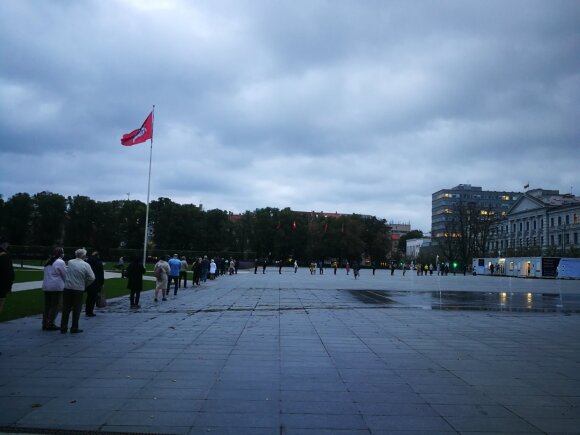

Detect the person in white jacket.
xmin=209 ymin=259 xmax=217 ymax=280
xmin=42 ymin=247 xmax=67 ymax=331
xmin=60 ymin=248 xmax=95 ymax=334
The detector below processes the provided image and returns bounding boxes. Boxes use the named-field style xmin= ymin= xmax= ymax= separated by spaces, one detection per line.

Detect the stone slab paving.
xmin=0 ymin=269 xmax=579 ymax=434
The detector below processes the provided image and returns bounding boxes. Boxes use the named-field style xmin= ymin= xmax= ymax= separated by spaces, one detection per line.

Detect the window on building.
xmin=558 ymin=216 xmax=562 ymax=226
xmin=550 ymin=235 xmax=555 ymax=245
xmin=574 ymin=233 xmax=578 ymax=245
xmin=526 ymin=221 xmax=529 ymax=230
xmin=551 ymin=217 xmax=554 ymax=227
xmin=566 ymin=215 xmax=570 ymax=225
xmin=519 ymin=222 xmax=523 ymax=232
xmin=541 ymin=218 xmax=544 ymax=229
xmin=533 ymin=220 xmax=537 ymax=230
xmin=564 ymin=233 xmax=570 ymax=245
xmin=558 ymin=234 xmax=562 ymax=246
xmin=574 ymin=214 xmax=579 ymax=225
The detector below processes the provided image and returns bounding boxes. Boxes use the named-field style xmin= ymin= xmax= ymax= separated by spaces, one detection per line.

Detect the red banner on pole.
xmin=121 ymin=112 xmax=153 ymax=146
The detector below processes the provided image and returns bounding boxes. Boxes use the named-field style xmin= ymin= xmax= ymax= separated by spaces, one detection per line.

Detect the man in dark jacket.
xmin=85 ymin=251 xmax=104 ymax=317
xmin=0 ymin=236 xmax=14 ymax=314
xmin=201 ymin=256 xmax=209 ymax=283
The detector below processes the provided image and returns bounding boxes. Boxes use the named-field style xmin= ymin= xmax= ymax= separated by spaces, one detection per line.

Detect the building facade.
xmin=487 ymin=189 xmax=580 ymax=254
xmin=432 ymin=184 xmax=521 ymax=242
xmin=406 ymin=237 xmax=432 ymax=258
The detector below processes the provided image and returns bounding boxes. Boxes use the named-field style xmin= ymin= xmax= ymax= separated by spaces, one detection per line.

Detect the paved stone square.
xmin=1 ymin=269 xmax=580 ymax=434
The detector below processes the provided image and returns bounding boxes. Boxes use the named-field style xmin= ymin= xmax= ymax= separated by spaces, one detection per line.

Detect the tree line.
xmin=0 ymin=192 xmax=392 ymax=264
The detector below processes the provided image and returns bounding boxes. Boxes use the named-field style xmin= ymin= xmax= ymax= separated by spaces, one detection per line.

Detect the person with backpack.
xmin=153 ymin=256 xmax=170 ymax=302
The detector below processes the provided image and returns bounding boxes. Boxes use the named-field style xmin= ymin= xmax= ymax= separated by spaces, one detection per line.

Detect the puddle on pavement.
xmin=348 ymin=290 xmax=580 ymax=312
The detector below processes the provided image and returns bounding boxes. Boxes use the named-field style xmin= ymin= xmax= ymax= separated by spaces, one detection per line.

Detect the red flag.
xmin=121 ymin=112 xmax=153 ymax=146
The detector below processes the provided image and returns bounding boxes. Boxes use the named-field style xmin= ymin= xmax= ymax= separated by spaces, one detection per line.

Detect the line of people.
xmin=152 ymin=255 xmax=239 ymax=302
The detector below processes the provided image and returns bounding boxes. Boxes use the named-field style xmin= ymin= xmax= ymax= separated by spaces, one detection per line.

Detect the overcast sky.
xmin=1 ymin=0 xmax=578 ymax=233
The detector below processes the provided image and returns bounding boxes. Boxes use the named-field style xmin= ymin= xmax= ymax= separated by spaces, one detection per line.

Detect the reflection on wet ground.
xmin=349 ymin=289 xmax=580 ymax=312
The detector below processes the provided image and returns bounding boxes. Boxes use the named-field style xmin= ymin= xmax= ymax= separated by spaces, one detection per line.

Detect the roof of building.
xmin=526 ymin=189 xmax=580 ymax=206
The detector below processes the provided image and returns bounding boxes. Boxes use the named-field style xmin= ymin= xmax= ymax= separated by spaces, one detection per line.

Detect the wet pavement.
xmin=1 ymin=269 xmax=580 ymax=434
xmin=349 ymin=289 xmax=580 ymax=312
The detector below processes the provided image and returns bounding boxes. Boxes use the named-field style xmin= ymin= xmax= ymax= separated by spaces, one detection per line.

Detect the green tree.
xmin=2 ymin=193 xmax=33 ymax=244
xmin=339 ymin=216 xmax=366 ymax=263
xmin=65 ymin=195 xmax=97 ymax=247
xmin=203 ymin=209 xmax=231 ymax=253
xmin=149 ymin=197 xmax=183 ymax=250
xmin=252 ymin=207 xmax=279 ymax=260
xmin=230 ymin=211 xmax=255 ymax=259
xmin=273 ymin=207 xmax=306 ymax=262
xmin=92 ymin=201 xmax=122 ymax=254
xmin=362 ymin=217 xmax=391 ymax=263
xmin=30 ymin=192 xmax=66 ymax=246
xmin=117 ymin=200 xmax=148 ymax=249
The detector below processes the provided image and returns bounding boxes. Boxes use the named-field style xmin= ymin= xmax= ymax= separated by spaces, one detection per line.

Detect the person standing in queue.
xmin=42 ymin=247 xmax=66 ymax=330
xmin=201 ymin=256 xmax=209 ymax=282
xmin=61 ymin=248 xmax=95 ymax=334
xmin=192 ymin=258 xmax=202 ymax=286
xmin=126 ymin=256 xmax=145 ymax=309
xmin=167 ymin=254 xmax=181 ymax=295
xmin=179 ymin=256 xmax=189 ymax=288
xmin=154 ymin=256 xmax=170 ymax=301
xmin=85 ymin=251 xmax=104 ymax=317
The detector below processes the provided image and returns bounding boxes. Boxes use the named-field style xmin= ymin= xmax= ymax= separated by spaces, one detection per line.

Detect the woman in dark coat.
xmin=126 ymin=256 xmax=146 ymax=309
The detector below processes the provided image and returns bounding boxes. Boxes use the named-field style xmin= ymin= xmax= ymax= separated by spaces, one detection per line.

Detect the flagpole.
xmin=142 ymin=105 xmax=155 ymax=267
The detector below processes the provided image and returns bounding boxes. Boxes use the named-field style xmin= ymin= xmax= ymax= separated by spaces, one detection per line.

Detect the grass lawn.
xmin=0 ymin=278 xmax=156 ymax=323
xmin=14 ymin=270 xmax=44 ymax=282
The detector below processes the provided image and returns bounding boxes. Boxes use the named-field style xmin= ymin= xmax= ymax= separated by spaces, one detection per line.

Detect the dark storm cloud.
xmin=1 ymin=0 xmax=579 ymax=232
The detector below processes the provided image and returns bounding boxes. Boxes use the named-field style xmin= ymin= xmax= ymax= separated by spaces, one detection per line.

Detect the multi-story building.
xmin=431 ymin=184 xmax=521 ymax=242
xmin=488 ymin=189 xmax=580 ymax=254
xmin=406 ymin=237 xmax=431 ymax=258
xmin=388 ymin=222 xmax=411 ymax=258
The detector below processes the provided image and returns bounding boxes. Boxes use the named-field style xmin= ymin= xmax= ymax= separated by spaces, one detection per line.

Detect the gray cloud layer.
xmin=1 ymin=0 xmax=579 ymax=232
